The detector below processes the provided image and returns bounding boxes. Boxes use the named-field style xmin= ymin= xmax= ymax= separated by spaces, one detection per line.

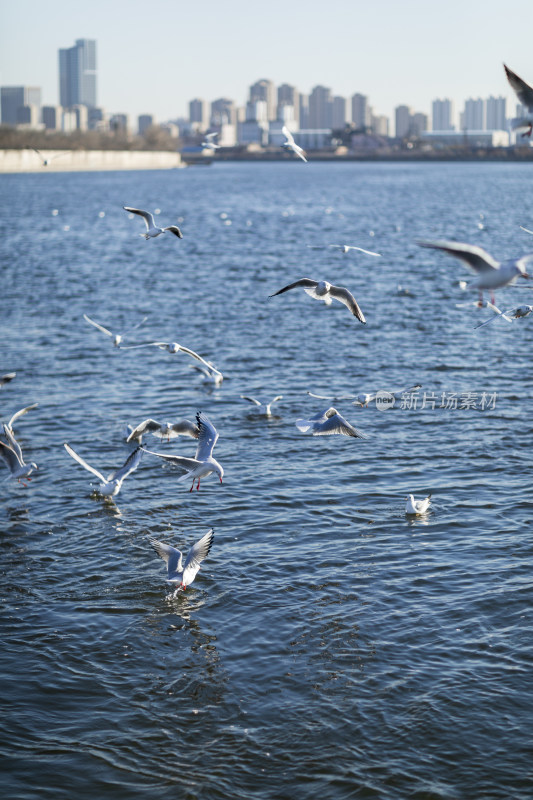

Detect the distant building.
xmin=59 ymin=39 xmax=97 ymax=109
xmin=42 ymin=105 xmax=62 ymax=130
xmin=189 ymin=98 xmax=207 ymax=129
xmin=1 ymin=86 xmax=41 ymax=125
xmin=138 ymin=114 xmax=155 ymax=136
xmin=371 ymin=114 xmax=389 ymax=136
xmin=277 ymin=83 xmax=299 ymax=124
xmin=16 ymin=105 xmax=40 ymax=127
xmin=88 ymin=107 xmax=107 ymax=131
xmin=237 ymin=119 xmax=268 ymax=146
xmin=485 ymin=96 xmax=507 ymax=131
xmin=351 ymin=93 xmax=371 ymax=129
xmin=331 ymin=96 xmax=347 ymax=129
xmin=432 ymin=98 xmax=455 ymax=131
xmin=249 ymin=79 xmax=276 ymax=120
xmin=299 ymin=94 xmax=309 ymax=129
xmin=421 ymin=130 xmax=509 ymax=148
xmin=411 ymin=112 xmax=428 ymax=136
xmin=210 ymin=98 xmax=236 ymax=127
xmin=71 ymin=104 xmax=88 ymax=131
xmin=462 ymin=98 xmax=485 ymax=131
xmin=309 ymin=86 xmax=332 ymax=129
xmin=395 ymin=105 xmax=412 ymax=138
xmin=109 ymin=114 xmax=130 ymax=134
xmin=246 ymin=100 xmax=268 ymax=122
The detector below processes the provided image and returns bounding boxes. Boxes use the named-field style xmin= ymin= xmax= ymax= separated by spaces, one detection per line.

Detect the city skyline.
xmin=1 ymin=0 xmax=532 ymax=124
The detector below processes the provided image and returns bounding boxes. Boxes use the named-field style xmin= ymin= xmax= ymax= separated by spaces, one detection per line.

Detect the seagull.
xmin=416 ymin=240 xmax=532 ymax=304
xmin=30 ymin=147 xmax=68 ymax=166
xmin=201 ymin=132 xmax=221 ymax=150
xmin=504 ymin=64 xmax=533 ymax=138
xmin=0 ymin=372 xmax=16 ymax=387
xmin=296 ymin=407 xmax=367 ymax=438
xmin=0 ymin=433 xmax=38 ymax=485
xmin=150 ymin=528 xmax=214 ymax=593
xmin=405 ymin=493 xmax=431 ymax=516
xmin=119 ymin=339 xmax=223 ymax=379
xmin=352 ymin=384 xmax=422 ymax=408
xmin=123 ymin=206 xmax=183 ymax=239
xmin=83 ymin=314 xmax=147 ymax=347
xmin=474 ymin=304 xmax=533 ymax=329
xmin=142 ymin=412 xmax=223 ymax=491
xmin=64 ymin=443 xmax=143 ymax=498
xmin=126 ymin=418 xmax=199 ymax=443
xmin=191 ymin=362 xmax=224 ymax=387
xmin=241 ymin=395 xmax=283 ymax=416
xmin=269 ymin=279 xmax=366 ymax=323
xmin=329 ymin=244 xmax=382 ymax=257
xmin=520 ymin=226 xmax=533 ymax=235
xmin=281 ymin=126 xmax=307 ymax=162
xmin=3 ymin=403 xmax=39 ymax=435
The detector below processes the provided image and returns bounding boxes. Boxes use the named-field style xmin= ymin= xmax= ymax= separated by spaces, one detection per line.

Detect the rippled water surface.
xmin=1 ymin=162 xmax=532 ymax=799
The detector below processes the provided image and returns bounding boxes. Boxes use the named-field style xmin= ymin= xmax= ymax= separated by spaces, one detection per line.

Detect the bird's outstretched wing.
xmin=6 ymin=403 xmax=38 ymax=431
xmin=182 ymin=528 xmax=214 ymax=574
xmin=416 ymin=240 xmax=499 ymax=274
xmin=269 ymin=278 xmax=318 ymax=297
xmin=64 ymin=443 xmax=107 ymax=483
xmin=163 ymin=226 xmax=183 ymax=238
xmin=195 ymin=413 xmax=219 ymax=460
xmin=282 ymin=125 xmax=295 ymax=144
xmin=150 ymin=539 xmax=183 ymax=576
xmin=84 ymin=314 xmax=113 ymax=337
xmin=108 ymin=446 xmax=143 ymax=482
xmin=328 ymin=286 xmax=366 ymax=323
xmin=123 ymin=206 xmax=155 ymax=230
xmin=504 ymin=64 xmax=533 ymax=111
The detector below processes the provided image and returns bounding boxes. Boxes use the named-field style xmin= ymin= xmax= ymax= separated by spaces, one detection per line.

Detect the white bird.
xmin=64 ymin=443 xmax=143 ymax=498
xmin=83 ymin=314 xmax=147 ymax=347
xmin=0 ymin=372 xmax=16 ymax=387
xmin=520 ymin=226 xmax=533 ymax=235
xmin=0 ymin=415 xmax=38 ymax=485
xmin=352 ymin=384 xmax=422 ymax=408
xmin=281 ymin=126 xmax=307 ymax=162
xmin=143 ymin=412 xmax=223 ymax=492
xmin=475 ymin=304 xmax=533 ymax=329
xmin=269 ymin=278 xmax=366 ymax=323
xmin=30 ymin=147 xmax=68 ymax=166
xmin=150 ymin=528 xmax=214 ymax=593
xmin=126 ymin=418 xmax=199 ymax=443
xmin=123 ymin=206 xmax=183 ymax=239
xmin=191 ymin=362 xmax=224 ymax=387
xmin=296 ymin=407 xmax=367 ymax=438
xmin=405 ymin=493 xmax=431 ymax=515
xmin=329 ymin=244 xmax=382 ymax=257
xmin=417 ymin=240 xmax=532 ymax=304
xmin=119 ymin=339 xmax=223 ymax=380
xmin=201 ymin=132 xmax=221 ymax=150
xmin=240 ymin=394 xmax=283 ymax=416
xmin=504 ymin=64 xmax=533 ymax=138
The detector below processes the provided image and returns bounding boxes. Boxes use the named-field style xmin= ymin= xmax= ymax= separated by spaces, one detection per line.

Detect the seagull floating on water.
xmin=296 ymin=407 xmax=367 ymax=438
xmin=150 ymin=528 xmax=214 ymax=593
xmin=83 ymin=314 xmax=147 ymax=347
xmin=417 ymin=239 xmax=532 ymax=304
xmin=269 ymin=278 xmax=366 ymax=323
xmin=64 ymin=443 xmax=143 ymax=498
xmin=241 ymin=395 xmax=283 ymax=416
xmin=504 ymin=64 xmax=533 ymax=138
xmin=123 ymin=206 xmax=183 ymax=239
xmin=474 ymin=304 xmax=533 ymax=329
xmin=126 ymin=418 xmax=199 ymax=443
xmin=329 ymin=244 xmax=382 ymax=257
xmin=201 ymin=132 xmax=221 ymax=150
xmin=281 ymin=126 xmax=307 ymax=162
xmin=0 ymin=372 xmax=16 ymax=387
xmin=143 ymin=412 xmax=223 ymax=492
xmin=405 ymin=494 xmax=431 ymax=516
xmin=191 ymin=362 xmax=224 ymax=387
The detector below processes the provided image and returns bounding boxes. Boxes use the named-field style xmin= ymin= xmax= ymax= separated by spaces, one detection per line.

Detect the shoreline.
xmin=0 ymin=149 xmax=183 ymax=173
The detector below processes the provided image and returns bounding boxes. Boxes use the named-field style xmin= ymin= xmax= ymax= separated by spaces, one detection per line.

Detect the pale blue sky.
xmin=1 ymin=0 xmax=532 ymax=123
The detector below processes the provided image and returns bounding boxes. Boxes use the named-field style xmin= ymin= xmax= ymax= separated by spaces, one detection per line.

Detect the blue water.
xmin=1 ymin=161 xmax=532 ymax=799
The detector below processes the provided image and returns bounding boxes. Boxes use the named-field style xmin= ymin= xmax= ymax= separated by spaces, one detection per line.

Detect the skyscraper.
xmin=189 ymin=98 xmax=207 ymax=128
xmin=432 ymin=98 xmax=454 ymax=131
xmin=1 ymin=86 xmax=41 ymax=124
xmin=485 ymin=96 xmax=507 ymax=131
xmin=351 ymin=93 xmax=371 ymax=129
xmin=331 ymin=96 xmax=347 ymax=129
xmin=395 ymin=105 xmax=412 ymax=138
xmin=277 ymin=83 xmax=299 ymax=125
xmin=249 ymin=80 xmax=276 ymax=120
xmin=462 ymin=98 xmax=485 ymax=131
xmin=59 ymin=39 xmax=97 ymax=109
xmin=309 ymin=86 xmax=332 ymax=129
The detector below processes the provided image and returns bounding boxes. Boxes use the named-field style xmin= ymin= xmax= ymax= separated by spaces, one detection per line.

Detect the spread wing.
xmin=315 ymin=409 xmax=367 ymax=438
xmin=3 ymin=424 xmax=24 ymax=463
xmin=195 ymin=413 xmax=219 ymax=460
xmin=0 ymin=372 xmax=16 ymax=386
xmin=282 ymin=125 xmax=295 ymax=144
xmin=127 ymin=419 xmax=162 ymax=441
xmin=504 ymin=64 xmax=533 ymax=111
xmin=108 ymin=446 xmax=143 ymax=482
xmin=64 ymin=443 xmax=107 ymax=483
xmin=171 ymin=420 xmax=200 ymax=438
xmin=84 ymin=314 xmax=113 ymax=337
xmin=269 ymin=279 xmax=318 ymax=297
xmin=142 ymin=448 xmax=201 ymax=471
xmin=182 ymin=528 xmax=214 ymax=578
xmin=241 ymin=396 xmax=261 ymax=406
xmin=123 ymin=206 xmax=155 ymax=230
xmin=328 ymin=285 xmax=366 ymax=323
xmin=6 ymin=403 xmax=38 ymax=431
xmin=0 ymin=439 xmax=24 ymax=472
xmin=416 ymin=240 xmax=499 ymax=274
xmin=163 ymin=226 xmax=183 ymax=238
xmin=150 ymin=539 xmax=183 ymax=576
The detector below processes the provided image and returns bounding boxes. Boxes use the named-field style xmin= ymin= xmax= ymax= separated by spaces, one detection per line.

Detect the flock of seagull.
xmin=3 ymin=62 xmax=533 ymax=593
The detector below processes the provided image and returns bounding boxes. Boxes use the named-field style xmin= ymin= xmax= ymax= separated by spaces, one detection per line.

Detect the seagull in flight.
xmin=269 ymin=279 xmax=366 ymax=323
xmin=296 ymin=407 xmax=367 ymax=438
xmin=201 ymin=132 xmax=221 ymax=150
xmin=504 ymin=64 xmax=533 ymax=138
xmin=474 ymin=304 xmax=533 ymax=329
xmin=405 ymin=493 xmax=431 ymax=516
xmin=329 ymin=244 xmax=382 ymax=256
xmin=83 ymin=314 xmax=147 ymax=347
xmin=123 ymin=206 xmax=183 ymax=239
xmin=417 ymin=240 xmax=531 ymax=304
xmin=119 ymin=339 xmax=222 ymax=378
xmin=241 ymin=394 xmax=283 ymax=416
xmin=126 ymin=418 xmax=199 ymax=443
xmin=64 ymin=443 xmax=143 ymax=498
xmin=142 ymin=412 xmax=223 ymax=492
xmin=191 ymin=362 xmax=224 ymax=387
xmin=0 ymin=406 xmax=39 ymax=485
xmin=0 ymin=372 xmax=16 ymax=387
xmin=281 ymin=126 xmax=307 ymax=162
xmin=150 ymin=528 xmax=214 ymax=593
xmin=308 ymin=384 xmax=422 ymax=408
xmin=30 ymin=147 xmax=68 ymax=166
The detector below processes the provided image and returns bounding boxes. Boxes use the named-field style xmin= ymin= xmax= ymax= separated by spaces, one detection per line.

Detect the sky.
xmin=1 ymin=0 xmax=532 ymax=124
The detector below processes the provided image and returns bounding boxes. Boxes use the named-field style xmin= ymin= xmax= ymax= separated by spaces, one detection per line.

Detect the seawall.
xmin=0 ymin=149 xmax=184 ymax=173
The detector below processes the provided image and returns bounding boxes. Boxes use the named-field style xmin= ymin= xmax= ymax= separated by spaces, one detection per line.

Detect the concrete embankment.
xmin=0 ymin=149 xmax=184 ymax=173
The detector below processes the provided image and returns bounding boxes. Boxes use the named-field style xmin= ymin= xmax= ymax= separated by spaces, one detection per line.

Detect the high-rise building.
xmin=1 ymin=86 xmax=41 ymax=125
xmin=395 ymin=105 xmax=412 ymax=138
xmin=486 ymin=96 xmax=507 ymax=131
xmin=88 ymin=107 xmax=107 ymax=131
xmin=351 ymin=93 xmax=371 ymax=129
xmin=462 ymin=98 xmax=485 ymax=131
xmin=16 ymin=105 xmax=40 ymax=127
xmin=432 ymin=98 xmax=454 ymax=131
xmin=411 ymin=112 xmax=428 ymax=136
xmin=309 ymin=86 xmax=332 ymax=129
xmin=299 ymin=94 xmax=309 ymax=129
xmin=210 ymin=98 xmax=236 ymax=127
xmin=42 ymin=105 xmax=62 ymax=130
xmin=331 ymin=96 xmax=347 ymax=129
xmin=249 ymin=79 xmax=276 ymax=120
xmin=59 ymin=39 xmax=97 ymax=109
xmin=189 ymin=98 xmax=207 ymax=128
xmin=371 ymin=114 xmax=389 ymax=136
xmin=138 ymin=114 xmax=155 ymax=135
xmin=277 ymin=84 xmax=299 ymax=125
